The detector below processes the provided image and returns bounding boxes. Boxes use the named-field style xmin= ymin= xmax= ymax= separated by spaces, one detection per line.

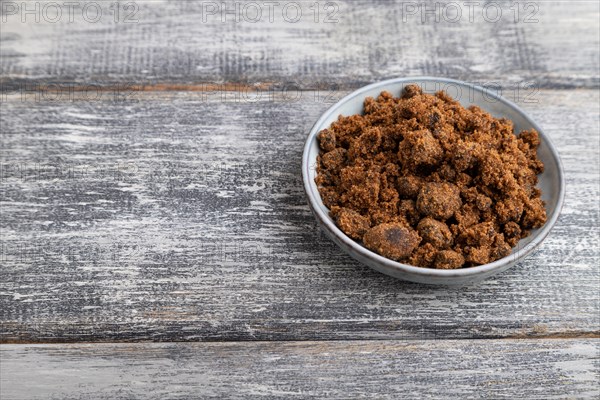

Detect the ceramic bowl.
xmin=302 ymin=77 xmax=565 ymax=285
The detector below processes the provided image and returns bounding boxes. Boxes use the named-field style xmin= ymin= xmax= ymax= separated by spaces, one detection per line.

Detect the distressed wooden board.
xmin=1 ymin=339 xmax=599 ymax=399
xmin=1 ymin=89 xmax=598 ymax=342
xmin=1 ymin=1 xmax=598 ymax=89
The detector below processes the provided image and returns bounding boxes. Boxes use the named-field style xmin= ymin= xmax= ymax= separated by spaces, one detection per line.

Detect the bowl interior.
xmin=303 ymin=77 xmax=564 ymax=279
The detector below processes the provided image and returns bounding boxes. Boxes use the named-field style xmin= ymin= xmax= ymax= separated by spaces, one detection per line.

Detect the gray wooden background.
xmin=1 ymin=1 xmax=599 ymax=399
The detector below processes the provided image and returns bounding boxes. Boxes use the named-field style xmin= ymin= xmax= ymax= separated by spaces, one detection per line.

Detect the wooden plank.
xmin=1 ymin=1 xmax=598 ymax=89
xmin=0 ymin=89 xmax=598 ymax=342
xmin=1 ymin=339 xmax=599 ymax=399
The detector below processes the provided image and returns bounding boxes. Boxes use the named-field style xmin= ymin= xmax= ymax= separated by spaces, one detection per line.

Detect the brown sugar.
xmin=416 ymin=182 xmax=462 ymax=220
xmin=315 ymin=84 xmax=547 ymax=269
xmin=362 ymin=223 xmax=421 ymax=261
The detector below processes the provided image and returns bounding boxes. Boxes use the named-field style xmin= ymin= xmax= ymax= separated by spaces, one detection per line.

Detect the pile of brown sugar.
xmin=316 ymin=84 xmax=547 ymax=269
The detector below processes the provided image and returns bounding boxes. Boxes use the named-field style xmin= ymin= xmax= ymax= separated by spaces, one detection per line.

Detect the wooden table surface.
xmin=1 ymin=1 xmax=599 ymax=398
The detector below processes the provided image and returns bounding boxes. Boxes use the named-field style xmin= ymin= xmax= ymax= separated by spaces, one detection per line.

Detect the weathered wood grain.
xmin=1 ymin=3 xmax=598 ymax=399
xmin=1 ymin=340 xmax=599 ymax=399
xmin=1 ymin=1 xmax=598 ymax=89
xmin=1 ymin=89 xmax=598 ymax=342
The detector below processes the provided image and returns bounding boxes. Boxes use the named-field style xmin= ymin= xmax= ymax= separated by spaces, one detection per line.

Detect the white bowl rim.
xmin=302 ymin=76 xmax=566 ymax=278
